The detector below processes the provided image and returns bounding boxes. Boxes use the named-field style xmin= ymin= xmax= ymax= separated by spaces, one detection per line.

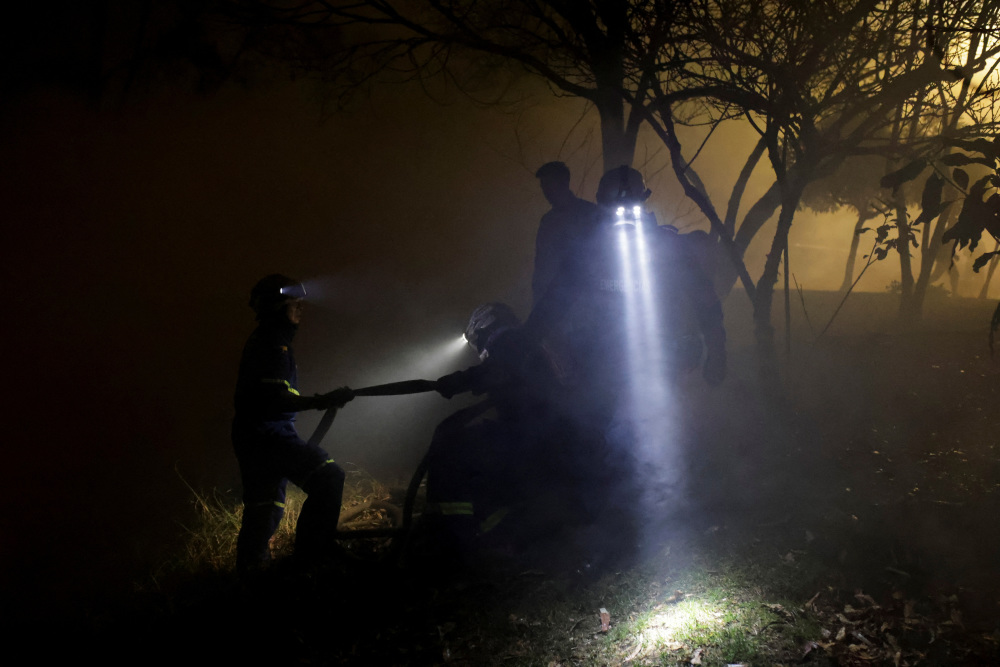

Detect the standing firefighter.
xmin=532 ymin=161 xmax=599 ymax=304
xmin=232 ymin=274 xmax=354 ymax=573
xmin=524 ymin=165 xmax=727 ymax=435
xmin=518 ymin=167 xmax=728 ymax=560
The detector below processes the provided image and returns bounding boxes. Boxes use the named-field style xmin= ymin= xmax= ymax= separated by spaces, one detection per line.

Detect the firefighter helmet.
xmin=596 ymin=165 xmax=651 ymax=207
xmin=249 ymin=274 xmax=306 ymax=319
xmin=464 ymin=302 xmax=519 ymax=358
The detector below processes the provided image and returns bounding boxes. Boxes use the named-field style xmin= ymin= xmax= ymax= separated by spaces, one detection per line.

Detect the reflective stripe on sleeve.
xmin=261 ymin=379 xmax=301 ymax=396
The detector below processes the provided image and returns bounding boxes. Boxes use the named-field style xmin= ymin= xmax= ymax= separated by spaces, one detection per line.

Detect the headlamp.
xmin=614 ymin=203 xmax=643 ymax=227
xmin=279 ymin=283 xmax=307 ymax=300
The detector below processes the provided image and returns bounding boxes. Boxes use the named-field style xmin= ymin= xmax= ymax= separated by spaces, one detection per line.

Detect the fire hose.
xmin=305 ymin=379 xmax=442 ymax=547
xmin=307 ymin=379 xmax=438 ymax=447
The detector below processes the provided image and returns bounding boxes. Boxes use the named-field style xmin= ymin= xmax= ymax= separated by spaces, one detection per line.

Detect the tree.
xmin=225 ymin=0 xmax=684 ymax=172
xmin=219 ymin=1 xmax=760 ymax=334
xmin=874 ymin=2 xmax=1000 ymax=320
xmin=161 ymin=1 xmax=1000 ymax=382
xmin=633 ymin=0 xmax=1000 ymax=378
xmin=801 ymin=151 xmax=904 ymax=292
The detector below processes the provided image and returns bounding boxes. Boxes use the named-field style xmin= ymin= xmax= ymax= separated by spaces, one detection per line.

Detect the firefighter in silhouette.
xmin=532 ymin=161 xmax=599 ymax=304
xmin=232 ymin=274 xmax=354 ymax=573
xmin=423 ymin=302 xmax=589 ymax=558
xmin=514 ymin=167 xmax=728 ymax=565
xmin=523 ymin=166 xmax=727 ymax=436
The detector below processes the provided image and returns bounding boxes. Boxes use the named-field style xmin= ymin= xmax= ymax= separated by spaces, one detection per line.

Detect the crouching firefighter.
xmin=423 ymin=303 xmax=582 ymax=560
xmin=231 ymin=274 xmax=355 ymax=573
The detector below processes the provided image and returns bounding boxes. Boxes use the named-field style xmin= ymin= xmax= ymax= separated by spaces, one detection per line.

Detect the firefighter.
xmin=516 ymin=167 xmax=728 ymax=567
xmin=524 ymin=165 xmax=727 ymax=435
xmin=532 ymin=161 xmax=599 ymax=304
xmin=231 ymin=274 xmax=354 ymax=573
xmin=423 ymin=303 xmax=583 ymax=559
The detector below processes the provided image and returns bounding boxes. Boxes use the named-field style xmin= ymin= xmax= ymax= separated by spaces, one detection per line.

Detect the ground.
xmin=46 ymin=301 xmax=1000 ymax=666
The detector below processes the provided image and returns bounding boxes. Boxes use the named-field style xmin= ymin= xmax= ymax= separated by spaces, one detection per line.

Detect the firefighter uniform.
xmin=427 ymin=315 xmax=584 ymax=554
xmin=232 ymin=316 xmax=346 ymax=572
xmin=525 ymin=218 xmax=726 ymax=433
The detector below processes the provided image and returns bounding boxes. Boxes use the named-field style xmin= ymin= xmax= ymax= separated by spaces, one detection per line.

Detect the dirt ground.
xmin=45 ymin=294 xmax=1000 ymax=665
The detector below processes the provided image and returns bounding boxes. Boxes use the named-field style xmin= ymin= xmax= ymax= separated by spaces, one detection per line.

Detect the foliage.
xmin=880 ymin=135 xmax=1000 ymax=260
xmin=879 ymin=133 xmax=1000 ymax=327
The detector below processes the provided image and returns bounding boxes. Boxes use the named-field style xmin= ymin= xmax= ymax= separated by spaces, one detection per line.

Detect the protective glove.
xmin=315 ymin=386 xmax=355 ymax=409
xmin=702 ymin=352 xmax=726 ymax=387
xmin=435 ymin=372 xmax=467 ymax=399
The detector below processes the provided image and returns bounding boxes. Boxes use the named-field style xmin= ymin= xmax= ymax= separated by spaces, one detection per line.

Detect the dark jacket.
xmin=525 ymin=220 xmax=725 ymax=383
xmin=437 ymin=326 xmax=565 ymax=428
xmin=532 ymin=196 xmax=599 ymax=303
xmin=233 ymin=320 xmax=302 ymax=423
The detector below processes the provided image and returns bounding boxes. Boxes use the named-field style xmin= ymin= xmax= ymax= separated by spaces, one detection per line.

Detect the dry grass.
xmin=156 ymin=466 xmax=397 ymax=580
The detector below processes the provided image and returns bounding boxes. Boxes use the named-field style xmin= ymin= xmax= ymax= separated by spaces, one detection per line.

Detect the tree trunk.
xmin=840 ymin=209 xmax=876 ymax=292
xmin=597 ymin=95 xmax=638 ymax=170
xmin=894 ymin=196 xmax=918 ymax=322
xmin=593 ymin=53 xmax=637 ymax=171
xmin=903 ymin=203 xmax=959 ymax=318
xmin=753 ymin=181 xmax=804 ymax=395
xmin=714 ymin=182 xmax=782 ymax=297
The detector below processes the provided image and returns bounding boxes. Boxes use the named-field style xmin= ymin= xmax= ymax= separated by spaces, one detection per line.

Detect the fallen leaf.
xmin=764 ymin=603 xmax=795 ymax=622
xmin=855 ymin=592 xmax=879 ymax=607
xmin=836 ymin=627 xmax=846 ymax=641
xmin=665 ymin=590 xmax=685 ymax=604
xmin=690 ymin=647 xmax=704 ymax=665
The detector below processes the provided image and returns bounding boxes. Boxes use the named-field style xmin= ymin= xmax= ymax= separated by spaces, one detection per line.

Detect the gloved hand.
xmin=702 ymin=352 xmax=726 ymax=387
xmin=315 ymin=386 xmax=354 ymax=409
xmin=435 ymin=372 xmax=467 ymax=399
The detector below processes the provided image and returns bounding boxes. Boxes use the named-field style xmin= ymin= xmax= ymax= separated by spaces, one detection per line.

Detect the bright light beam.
xmin=404 ymin=334 xmax=470 ymax=378
xmin=614 ymin=205 xmax=682 ymax=528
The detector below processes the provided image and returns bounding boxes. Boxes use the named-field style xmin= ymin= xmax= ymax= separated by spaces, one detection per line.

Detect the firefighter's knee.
xmin=300 ymin=459 xmax=346 ymax=497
